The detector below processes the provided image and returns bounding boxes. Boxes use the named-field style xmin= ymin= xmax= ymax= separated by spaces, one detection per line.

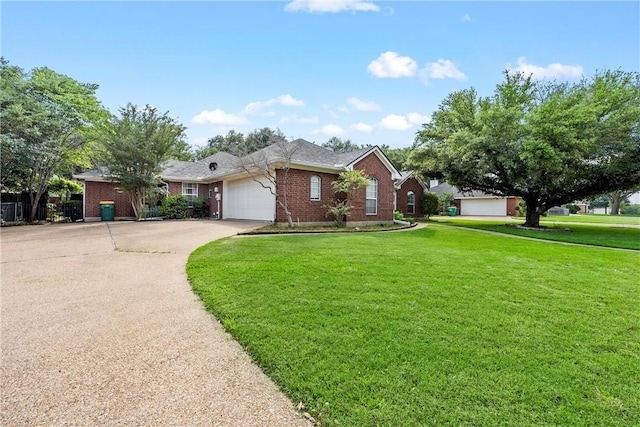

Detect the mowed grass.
xmin=432 ymin=219 xmax=640 ymax=250
xmin=187 ymin=227 xmax=640 ymax=426
xmin=541 ymin=214 xmax=640 ymax=225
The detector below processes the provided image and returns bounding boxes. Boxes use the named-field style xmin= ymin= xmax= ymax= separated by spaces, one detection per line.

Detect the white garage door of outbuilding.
xmin=223 ymin=176 xmax=275 ymax=221
xmin=460 ymin=198 xmax=507 ymax=216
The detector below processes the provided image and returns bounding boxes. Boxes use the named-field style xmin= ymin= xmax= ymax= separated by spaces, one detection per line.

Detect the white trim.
xmin=366 ymin=178 xmax=378 ymax=215
xmin=310 ymin=175 xmax=321 ymax=201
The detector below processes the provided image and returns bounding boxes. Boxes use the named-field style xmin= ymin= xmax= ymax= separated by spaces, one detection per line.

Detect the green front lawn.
xmin=541 ymin=214 xmax=640 ymax=225
xmin=431 ymin=219 xmax=640 ymax=250
xmin=187 ymin=227 xmax=640 ymax=426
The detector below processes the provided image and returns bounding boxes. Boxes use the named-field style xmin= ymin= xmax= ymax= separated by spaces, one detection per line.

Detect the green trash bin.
xmin=448 ymin=206 xmax=457 ymax=216
xmin=99 ymin=201 xmax=115 ymax=221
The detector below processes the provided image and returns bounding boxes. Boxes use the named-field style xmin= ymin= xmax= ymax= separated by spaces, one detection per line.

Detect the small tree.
xmin=325 ymin=169 xmax=369 ymax=227
xmin=422 ymin=192 xmax=440 ymax=219
xmin=438 ymin=191 xmax=453 ymax=212
xmin=99 ymin=104 xmax=187 ymax=220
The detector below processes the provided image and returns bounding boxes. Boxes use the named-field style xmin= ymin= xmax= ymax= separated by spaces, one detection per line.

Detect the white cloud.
xmin=506 ymin=56 xmax=583 ymax=79
xmin=285 ymin=0 xmax=380 ymax=13
xmin=368 ymin=51 xmax=417 ymax=78
xmin=378 ymin=113 xmax=429 ymax=131
xmin=191 ymin=109 xmax=249 ymax=126
xmin=313 ymin=124 xmax=344 ymax=136
xmin=322 ymin=104 xmax=341 ymax=119
xmin=279 ymin=114 xmax=319 ymax=125
xmin=336 ymin=105 xmax=350 ymax=113
xmin=243 ymin=94 xmax=305 ymax=115
xmin=420 ymin=59 xmax=467 ymax=83
xmin=346 ymin=97 xmax=381 ymax=112
xmin=351 ymin=122 xmax=374 ymax=132
xmin=462 ymin=14 xmax=471 ymax=22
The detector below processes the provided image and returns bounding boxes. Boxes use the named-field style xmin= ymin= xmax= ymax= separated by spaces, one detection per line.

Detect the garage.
xmin=223 ymin=176 xmax=275 ymax=221
xmin=460 ymin=198 xmax=507 ymax=216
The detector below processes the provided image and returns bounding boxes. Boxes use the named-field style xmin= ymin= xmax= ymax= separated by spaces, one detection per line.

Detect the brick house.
xmin=394 ymin=171 xmax=427 ymax=219
xmin=75 ymin=139 xmax=399 ymax=225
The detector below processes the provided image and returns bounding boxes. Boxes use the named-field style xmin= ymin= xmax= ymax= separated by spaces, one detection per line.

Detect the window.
xmin=310 ymin=175 xmax=321 ymax=200
xmin=407 ymin=191 xmax=415 ymax=215
xmin=366 ymin=178 xmax=377 ymax=215
xmin=182 ymin=183 xmax=198 ymax=206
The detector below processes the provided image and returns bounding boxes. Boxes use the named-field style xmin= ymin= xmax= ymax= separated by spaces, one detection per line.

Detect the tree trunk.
xmin=523 ymin=198 xmax=541 ymax=228
xmin=610 ymin=192 xmax=623 ymax=215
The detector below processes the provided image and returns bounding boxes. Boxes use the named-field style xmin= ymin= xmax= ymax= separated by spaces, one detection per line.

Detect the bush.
xmin=423 ymin=192 xmax=440 ymax=219
xmin=620 ymin=204 xmax=640 ymax=215
xmin=326 ymin=201 xmax=350 ymax=227
xmin=394 ymin=210 xmax=405 ymax=221
xmin=566 ymin=204 xmax=581 ymax=214
xmin=192 ymin=197 xmax=208 ymax=218
xmin=160 ymin=195 xmax=189 ymax=219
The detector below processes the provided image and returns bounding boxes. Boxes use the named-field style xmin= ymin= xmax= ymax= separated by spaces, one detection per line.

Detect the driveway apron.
xmin=1 ymin=221 xmax=310 ymax=426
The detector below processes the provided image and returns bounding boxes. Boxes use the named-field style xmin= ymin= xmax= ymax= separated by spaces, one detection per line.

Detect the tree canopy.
xmin=195 ymin=127 xmax=285 ymax=159
xmin=0 ymin=58 xmax=108 ymax=221
xmin=322 ymin=137 xmax=361 ymax=153
xmin=408 ymin=70 xmax=640 ymax=227
xmin=99 ymin=103 xmax=188 ymax=220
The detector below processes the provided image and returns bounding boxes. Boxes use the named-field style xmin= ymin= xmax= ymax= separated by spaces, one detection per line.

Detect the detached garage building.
xmin=430 ymin=182 xmax=520 ymax=217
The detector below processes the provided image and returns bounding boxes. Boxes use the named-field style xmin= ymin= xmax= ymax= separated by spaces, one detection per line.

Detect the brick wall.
xmin=506 ymin=197 xmax=520 ymax=216
xmin=84 ymin=181 xmax=135 ymax=220
xmin=275 ymin=169 xmax=339 ymax=224
xmin=349 ymin=153 xmax=394 ymax=224
xmin=396 ymin=178 xmax=425 ymax=218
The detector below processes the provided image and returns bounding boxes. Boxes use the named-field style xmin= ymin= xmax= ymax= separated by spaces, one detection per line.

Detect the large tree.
xmin=99 ymin=104 xmax=187 ymax=220
xmin=0 ymin=59 xmax=108 ymax=221
xmin=408 ymin=70 xmax=640 ymax=227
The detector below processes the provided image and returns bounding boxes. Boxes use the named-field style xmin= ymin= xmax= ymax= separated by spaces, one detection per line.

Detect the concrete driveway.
xmin=1 ymin=220 xmax=310 ymax=426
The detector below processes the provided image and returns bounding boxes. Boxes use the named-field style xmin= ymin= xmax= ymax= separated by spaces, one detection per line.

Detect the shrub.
xmin=514 ymin=200 xmax=526 ymax=217
xmin=566 ymin=204 xmax=581 ymax=214
xmin=394 ymin=210 xmax=405 ymax=221
xmin=423 ymin=192 xmax=440 ymax=219
xmin=192 ymin=197 xmax=208 ymax=218
xmin=326 ymin=201 xmax=350 ymax=227
xmin=160 ymin=195 xmax=189 ymax=219
xmin=620 ymin=204 xmax=640 ymax=215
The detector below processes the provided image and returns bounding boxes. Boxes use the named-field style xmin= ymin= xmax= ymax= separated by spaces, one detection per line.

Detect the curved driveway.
xmin=1 ymin=220 xmax=310 ymax=426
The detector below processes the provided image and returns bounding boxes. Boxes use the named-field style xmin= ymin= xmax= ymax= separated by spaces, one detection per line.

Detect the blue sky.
xmin=2 ymin=1 xmax=638 ymax=150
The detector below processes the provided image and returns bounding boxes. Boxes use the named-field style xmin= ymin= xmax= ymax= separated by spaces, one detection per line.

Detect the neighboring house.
xmin=430 ymin=182 xmax=520 ymax=216
xmin=393 ymin=171 xmax=427 ymax=218
xmin=74 ymin=139 xmax=399 ymax=225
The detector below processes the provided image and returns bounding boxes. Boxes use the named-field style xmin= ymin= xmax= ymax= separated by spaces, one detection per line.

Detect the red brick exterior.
xmin=396 ymin=177 xmax=424 ymax=218
xmin=274 ymin=153 xmax=395 ymax=225
xmin=506 ymin=197 xmax=520 ymax=216
xmin=83 ymin=151 xmax=395 ymax=224
xmin=275 ymin=169 xmax=339 ymax=224
xmin=84 ymin=181 xmax=135 ymax=220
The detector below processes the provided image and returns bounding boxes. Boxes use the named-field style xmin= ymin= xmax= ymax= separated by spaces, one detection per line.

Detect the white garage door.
xmin=460 ymin=198 xmax=507 ymax=216
xmin=223 ymin=177 xmax=275 ymax=221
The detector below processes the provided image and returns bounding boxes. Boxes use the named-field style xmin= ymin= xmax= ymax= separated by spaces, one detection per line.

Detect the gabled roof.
xmin=393 ymin=171 xmax=428 ymax=190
